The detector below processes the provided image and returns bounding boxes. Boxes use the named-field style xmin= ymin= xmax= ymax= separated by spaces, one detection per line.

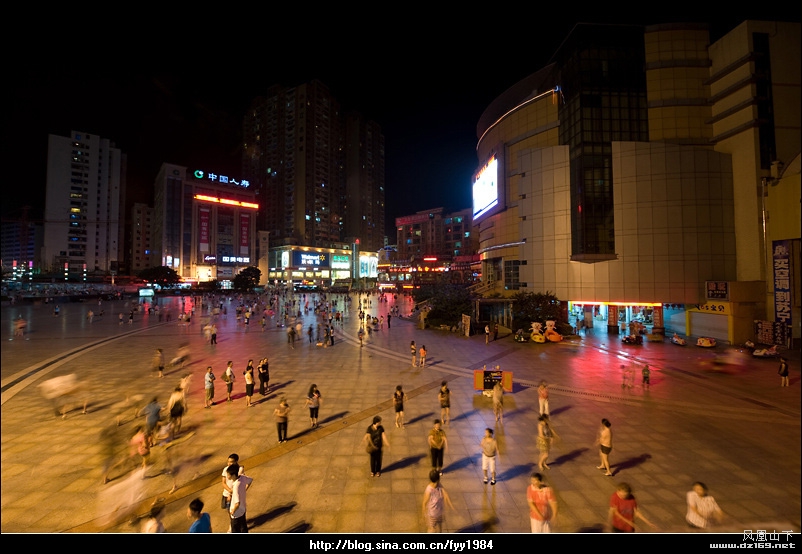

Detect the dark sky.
xmin=4 ymin=14 xmax=795 ymax=237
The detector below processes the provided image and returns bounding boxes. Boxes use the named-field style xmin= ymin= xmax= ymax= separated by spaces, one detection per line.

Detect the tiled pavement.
xmin=1 ymin=293 xmax=799 ymax=534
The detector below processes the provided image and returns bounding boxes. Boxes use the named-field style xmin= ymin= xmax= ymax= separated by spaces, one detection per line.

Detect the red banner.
xmin=240 ymin=213 xmax=250 ymax=256
xmin=199 ymin=208 xmax=210 ymax=253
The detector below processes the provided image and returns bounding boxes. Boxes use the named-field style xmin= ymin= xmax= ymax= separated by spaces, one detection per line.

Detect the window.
xmin=504 ymin=260 xmax=521 ymax=290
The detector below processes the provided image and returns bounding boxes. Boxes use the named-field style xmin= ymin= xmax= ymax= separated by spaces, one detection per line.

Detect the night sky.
xmin=4 ymin=14 xmax=795 ymax=238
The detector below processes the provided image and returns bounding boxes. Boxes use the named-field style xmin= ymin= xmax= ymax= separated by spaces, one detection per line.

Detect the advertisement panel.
xmin=239 ymin=213 xmax=250 ymax=256
xmin=772 ymin=240 xmax=792 ymax=330
xmin=359 ymin=255 xmax=378 ymax=278
xmin=199 ymin=208 xmax=210 ymax=253
xmin=292 ymin=251 xmax=330 ymax=268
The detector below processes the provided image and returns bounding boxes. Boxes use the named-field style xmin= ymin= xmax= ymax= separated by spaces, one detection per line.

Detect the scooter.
xmin=621 ymin=334 xmax=643 ymax=345
xmin=753 ymin=345 xmax=779 ymax=358
xmin=670 ymin=333 xmax=687 ymax=346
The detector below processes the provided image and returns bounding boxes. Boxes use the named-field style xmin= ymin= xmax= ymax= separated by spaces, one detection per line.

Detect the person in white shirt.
xmin=227 ymin=463 xmax=253 ymax=533
xmin=686 ymin=481 xmax=724 ymax=529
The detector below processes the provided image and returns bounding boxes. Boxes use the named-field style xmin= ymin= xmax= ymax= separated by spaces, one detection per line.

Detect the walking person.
xmin=393 ymin=385 xmax=408 ymax=428
xmin=641 ymin=364 xmax=651 ymax=389
xmin=307 ymin=324 xmax=313 ymax=344
xmin=227 ymin=463 xmax=253 ymax=533
xmin=358 ymin=326 xmax=364 ymax=347
xmin=481 ymin=428 xmax=499 ymax=485
xmin=204 ymin=366 xmax=216 ymax=408
xmin=258 ymin=357 xmax=269 ymax=395
xmin=537 ymin=414 xmax=558 ymax=470
xmin=210 ymin=324 xmax=217 ymax=345
xmin=274 ymin=398 xmax=290 ymax=443
xmin=243 ymin=360 xmax=255 ymax=407
xmin=418 ymin=345 xmax=427 ymax=368
xmin=537 ymin=380 xmax=549 ymax=415
xmin=167 ymin=386 xmax=187 ymax=438
xmin=609 ymin=482 xmax=657 ymax=532
xmin=428 ymin=419 xmax=447 ymax=475
xmin=305 ymin=384 xmax=322 ymax=428
xmin=223 ymin=361 xmax=235 ymax=403
xmin=410 ymin=341 xmax=417 ymax=366
xmin=422 ymin=469 xmax=455 ymax=533
xmin=596 ymin=418 xmax=614 ymax=476
xmin=363 ymin=416 xmax=390 ymax=477
xmin=492 ymin=379 xmax=504 ymax=422
xmin=493 ymin=322 xmax=499 ymax=341
xmin=778 ymin=357 xmax=790 ymax=387
xmin=438 ymin=381 xmax=451 ymax=425
xmin=485 ymin=324 xmax=490 ymax=344
xmin=152 ymin=348 xmax=165 ymax=379
xmin=527 ymin=472 xmax=558 ymax=533
xmin=686 ymin=481 xmax=725 ymax=529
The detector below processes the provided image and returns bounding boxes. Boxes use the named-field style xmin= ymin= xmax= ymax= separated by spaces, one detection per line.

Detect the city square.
xmin=1 ymin=292 xmax=799 ymax=534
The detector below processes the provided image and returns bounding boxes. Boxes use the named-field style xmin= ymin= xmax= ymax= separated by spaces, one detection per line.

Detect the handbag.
xmin=365 ymin=440 xmax=378 ymax=454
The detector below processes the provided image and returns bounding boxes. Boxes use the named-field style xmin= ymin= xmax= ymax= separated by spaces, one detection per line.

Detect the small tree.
xmin=233 ymin=266 xmax=261 ymax=292
xmin=138 ymin=266 xmax=181 ymax=287
xmin=512 ymin=291 xmax=562 ymax=329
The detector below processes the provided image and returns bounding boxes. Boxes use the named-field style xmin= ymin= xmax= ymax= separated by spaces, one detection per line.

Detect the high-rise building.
xmin=128 ymin=203 xmax=154 ymax=274
xmin=42 ymin=131 xmax=126 ymax=278
xmin=242 ymin=80 xmax=345 ymax=248
xmin=395 ymin=207 xmax=476 ymax=261
xmin=345 ymin=112 xmax=385 ymax=252
xmin=473 ymin=20 xmax=800 ymax=346
xmin=242 ymin=80 xmax=386 ymax=253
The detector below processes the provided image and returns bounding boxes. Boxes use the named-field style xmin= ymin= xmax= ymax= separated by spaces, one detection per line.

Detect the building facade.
xmin=474 ymin=21 xmax=800 ymax=345
xmin=42 ymin=131 xmax=126 ymax=278
xmin=152 ymin=164 xmax=258 ymax=284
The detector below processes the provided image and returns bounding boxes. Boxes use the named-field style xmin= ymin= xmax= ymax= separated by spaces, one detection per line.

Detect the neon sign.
xmin=194 ymin=195 xmax=259 ymax=209
xmin=192 ymin=169 xmax=250 ymax=188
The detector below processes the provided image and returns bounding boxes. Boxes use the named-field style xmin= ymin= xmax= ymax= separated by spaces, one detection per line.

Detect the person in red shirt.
xmin=526 ymin=472 xmax=558 ymax=532
xmin=609 ymin=483 xmax=657 ymax=532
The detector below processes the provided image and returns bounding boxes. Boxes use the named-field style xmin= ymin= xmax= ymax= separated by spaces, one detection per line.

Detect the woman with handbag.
xmin=363 ymin=416 xmax=390 ymax=477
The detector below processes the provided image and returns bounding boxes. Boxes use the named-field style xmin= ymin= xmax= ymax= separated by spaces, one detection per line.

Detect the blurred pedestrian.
xmin=492 ymin=379 xmax=504 ymax=422
xmin=141 ymin=501 xmax=166 ymax=533
xmin=538 ymin=380 xmax=549 ymax=415
xmin=188 ymin=498 xmax=212 ymax=532
xmin=422 ymin=469 xmax=454 ymax=533
xmin=609 ymin=482 xmax=657 ymax=532
xmin=686 ymin=482 xmax=724 ymax=529
xmin=152 ymin=348 xmax=165 ymax=379
xmin=642 ymin=364 xmax=651 ymax=389
xmin=527 ymin=472 xmax=558 ymax=533
xmin=167 ymin=386 xmax=187 ymax=437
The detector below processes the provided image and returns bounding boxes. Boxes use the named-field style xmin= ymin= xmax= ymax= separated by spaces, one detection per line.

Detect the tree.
xmin=414 ymin=283 xmax=473 ymax=327
xmin=233 ymin=266 xmax=261 ymax=292
xmin=512 ymin=291 xmax=562 ymax=328
xmin=138 ymin=266 xmax=181 ymax=287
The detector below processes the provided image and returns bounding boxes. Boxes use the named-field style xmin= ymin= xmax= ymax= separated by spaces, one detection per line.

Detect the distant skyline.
xmin=5 ymin=14 xmax=796 ymax=239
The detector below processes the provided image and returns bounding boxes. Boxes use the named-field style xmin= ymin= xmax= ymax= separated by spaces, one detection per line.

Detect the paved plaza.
xmin=1 ymin=292 xmax=799 ymax=534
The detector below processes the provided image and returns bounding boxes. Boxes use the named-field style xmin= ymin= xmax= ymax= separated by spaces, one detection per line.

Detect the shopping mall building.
xmin=473 ymin=20 xmax=800 ymax=346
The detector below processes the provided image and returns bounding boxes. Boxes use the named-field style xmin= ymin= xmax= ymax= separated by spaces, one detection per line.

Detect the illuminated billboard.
xmin=359 ymin=255 xmax=378 ymax=278
xmin=472 ymin=150 xmax=504 ymax=222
